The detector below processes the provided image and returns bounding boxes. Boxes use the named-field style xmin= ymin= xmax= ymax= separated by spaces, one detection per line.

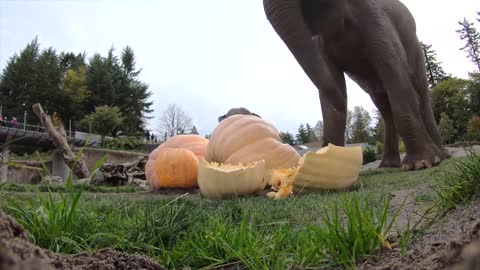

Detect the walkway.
xmin=0 ymin=120 xmax=101 ymax=148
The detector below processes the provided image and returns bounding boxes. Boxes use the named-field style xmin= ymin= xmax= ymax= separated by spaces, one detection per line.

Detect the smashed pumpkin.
xmin=197 ymin=159 xmax=267 ymax=199
xmin=267 ymin=144 xmax=363 ymax=199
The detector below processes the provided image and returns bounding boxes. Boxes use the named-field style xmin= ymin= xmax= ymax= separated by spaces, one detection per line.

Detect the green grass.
xmin=0 ymin=182 xmax=144 ymax=193
xmin=1 ymin=151 xmax=478 ymax=269
xmin=2 ymin=188 xmax=401 ymax=269
xmin=434 ymin=147 xmax=480 ymax=211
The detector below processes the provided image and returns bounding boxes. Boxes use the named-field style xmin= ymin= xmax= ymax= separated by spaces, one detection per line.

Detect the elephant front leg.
xmin=319 ymin=66 xmax=348 ymax=147
xmin=370 ymin=93 xmax=401 ymax=168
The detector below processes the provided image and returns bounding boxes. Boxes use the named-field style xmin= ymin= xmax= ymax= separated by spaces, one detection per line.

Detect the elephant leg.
xmin=410 ymin=44 xmax=450 ymax=160
xmin=370 ymin=93 xmax=401 ymax=168
xmin=319 ymin=62 xmax=348 ymax=147
xmin=372 ymin=37 xmax=443 ymax=171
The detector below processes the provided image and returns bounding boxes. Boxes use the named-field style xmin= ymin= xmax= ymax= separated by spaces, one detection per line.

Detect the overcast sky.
xmin=1 ymin=0 xmax=479 ymax=136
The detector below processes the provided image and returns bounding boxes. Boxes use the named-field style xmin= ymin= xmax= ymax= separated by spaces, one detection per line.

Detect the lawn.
xmin=0 ymin=149 xmax=479 ymax=270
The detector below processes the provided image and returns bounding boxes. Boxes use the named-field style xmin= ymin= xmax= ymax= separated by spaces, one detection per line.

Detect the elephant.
xmin=263 ymin=0 xmax=450 ymax=170
xmin=218 ymin=107 xmax=261 ymax=123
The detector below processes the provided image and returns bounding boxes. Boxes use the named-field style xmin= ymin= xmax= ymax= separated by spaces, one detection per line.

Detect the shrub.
xmin=103 ymin=136 xmax=142 ymax=150
xmin=363 ymin=146 xmax=377 ymax=165
xmin=399 ymin=140 xmax=406 ymax=153
xmin=467 ymin=116 xmax=480 ymax=141
xmin=376 ymin=142 xmax=383 ymax=155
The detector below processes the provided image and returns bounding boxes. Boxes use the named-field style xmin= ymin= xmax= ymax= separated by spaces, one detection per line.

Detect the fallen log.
xmin=32 ymin=103 xmax=90 ymax=180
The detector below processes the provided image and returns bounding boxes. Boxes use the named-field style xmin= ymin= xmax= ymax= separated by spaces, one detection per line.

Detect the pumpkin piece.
xmin=206 ymin=115 xmax=300 ymax=171
xmin=293 ymin=143 xmax=363 ymax=191
xmin=267 ymin=168 xmax=297 ymax=199
xmin=148 ymin=148 xmax=199 ymax=189
xmin=197 ymin=159 xmax=267 ymax=199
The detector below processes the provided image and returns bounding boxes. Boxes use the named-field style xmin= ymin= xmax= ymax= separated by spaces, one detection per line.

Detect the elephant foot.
xmin=379 ymin=154 xmax=401 ymax=168
xmin=400 ymin=145 xmax=444 ymax=171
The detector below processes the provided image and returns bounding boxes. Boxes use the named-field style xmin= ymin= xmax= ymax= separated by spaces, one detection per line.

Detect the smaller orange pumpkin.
xmin=149 ymin=148 xmax=199 ymax=189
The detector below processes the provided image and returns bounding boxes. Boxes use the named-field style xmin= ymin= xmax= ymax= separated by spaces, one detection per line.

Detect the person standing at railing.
xmin=2 ymin=116 xmax=7 ymax=127
xmin=12 ymin=117 xmax=17 ymax=129
xmin=0 ymin=115 xmax=3 ymax=127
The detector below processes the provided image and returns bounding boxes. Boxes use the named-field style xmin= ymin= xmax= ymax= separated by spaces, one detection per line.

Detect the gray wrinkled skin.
xmin=263 ymin=0 xmax=449 ymax=170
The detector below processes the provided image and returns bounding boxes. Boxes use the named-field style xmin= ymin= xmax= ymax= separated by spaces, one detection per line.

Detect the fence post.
xmin=23 ymin=110 xmax=27 ymax=130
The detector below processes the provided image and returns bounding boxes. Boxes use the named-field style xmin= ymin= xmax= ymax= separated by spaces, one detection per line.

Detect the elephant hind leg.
xmin=409 ymin=44 xmax=450 ymax=160
xmin=371 ymin=33 xmax=444 ymax=170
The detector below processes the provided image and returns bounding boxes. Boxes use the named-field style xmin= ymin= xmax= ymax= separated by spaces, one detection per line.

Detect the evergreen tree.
xmin=190 ymin=125 xmax=199 ymax=135
xmin=314 ymin=120 xmax=323 ymax=143
xmin=296 ymin=124 xmax=309 ymax=145
xmin=305 ymin=123 xmax=318 ymax=142
xmin=350 ymin=106 xmax=372 ymax=143
xmin=457 ymin=18 xmax=480 ymax=70
xmin=345 ymin=110 xmax=353 ymax=143
xmin=280 ymin=131 xmax=296 ymax=145
xmin=0 ymin=38 xmax=40 ymax=123
xmin=439 ymin=112 xmax=456 ymax=144
xmin=421 ymin=42 xmax=450 ymax=88
xmin=372 ymin=109 xmax=384 ymax=143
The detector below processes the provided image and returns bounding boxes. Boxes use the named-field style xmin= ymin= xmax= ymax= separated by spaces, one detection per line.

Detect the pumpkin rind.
xmin=198 ymin=159 xmax=267 ymax=199
xmin=149 ymin=148 xmax=199 ymax=189
xmin=293 ymin=143 xmax=363 ymax=191
xmin=206 ymin=115 xmax=300 ymax=170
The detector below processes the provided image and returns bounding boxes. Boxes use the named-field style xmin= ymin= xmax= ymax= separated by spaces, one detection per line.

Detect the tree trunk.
xmin=32 ymin=103 xmax=89 ymax=180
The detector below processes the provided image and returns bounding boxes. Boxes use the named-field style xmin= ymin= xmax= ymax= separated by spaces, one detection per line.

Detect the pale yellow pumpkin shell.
xmin=293 ymin=143 xmax=363 ymax=191
xmin=197 ymin=159 xmax=267 ymax=199
xmin=206 ymin=114 xmax=280 ymax=163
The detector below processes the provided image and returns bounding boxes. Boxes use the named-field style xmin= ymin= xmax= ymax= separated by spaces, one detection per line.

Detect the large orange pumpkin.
xmin=148 ymin=148 xmax=199 ymax=189
xmin=146 ymin=134 xmax=208 ymax=188
xmin=206 ymin=115 xmax=300 ymax=170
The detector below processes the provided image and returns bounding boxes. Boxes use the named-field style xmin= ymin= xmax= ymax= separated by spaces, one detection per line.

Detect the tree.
xmin=467 ymin=115 xmax=480 ymax=141
xmin=117 ymin=46 xmax=153 ymax=135
xmin=439 ymin=112 xmax=456 ymax=144
xmin=82 ymin=105 xmax=124 ymax=138
xmin=305 ymin=123 xmax=318 ymax=142
xmin=350 ymin=106 xmax=372 ymax=143
xmin=468 ymin=72 xmax=480 ymax=116
xmin=296 ymin=124 xmax=309 ymax=145
xmin=190 ymin=125 xmax=199 ymax=135
xmin=421 ymin=42 xmax=450 ymax=88
xmin=62 ymin=66 xmax=91 ymax=121
xmin=159 ymin=104 xmax=193 ymax=138
xmin=457 ymin=18 xmax=480 ymax=70
xmin=280 ymin=131 xmax=296 ymax=145
xmin=372 ymin=109 xmax=384 ymax=143
xmin=345 ymin=110 xmax=353 ymax=143
xmin=430 ymin=78 xmax=471 ymax=139
xmin=314 ymin=120 xmax=323 ymax=143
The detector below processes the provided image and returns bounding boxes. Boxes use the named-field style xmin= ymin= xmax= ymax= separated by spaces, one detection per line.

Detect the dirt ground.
xmin=0 ymin=209 xmax=168 ymax=270
xmin=361 ymin=200 xmax=480 ymax=270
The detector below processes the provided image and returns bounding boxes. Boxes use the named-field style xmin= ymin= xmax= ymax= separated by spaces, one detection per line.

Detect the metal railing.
xmin=0 ymin=120 xmax=75 ymax=138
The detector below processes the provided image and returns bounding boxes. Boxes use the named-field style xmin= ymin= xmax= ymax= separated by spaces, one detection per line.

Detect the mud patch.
xmin=0 ymin=210 xmax=167 ymax=270
xmin=361 ymin=200 xmax=480 ymax=270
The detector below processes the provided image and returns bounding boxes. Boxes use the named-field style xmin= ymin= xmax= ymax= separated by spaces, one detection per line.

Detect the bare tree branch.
xmin=159 ymin=104 xmax=193 ymax=138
